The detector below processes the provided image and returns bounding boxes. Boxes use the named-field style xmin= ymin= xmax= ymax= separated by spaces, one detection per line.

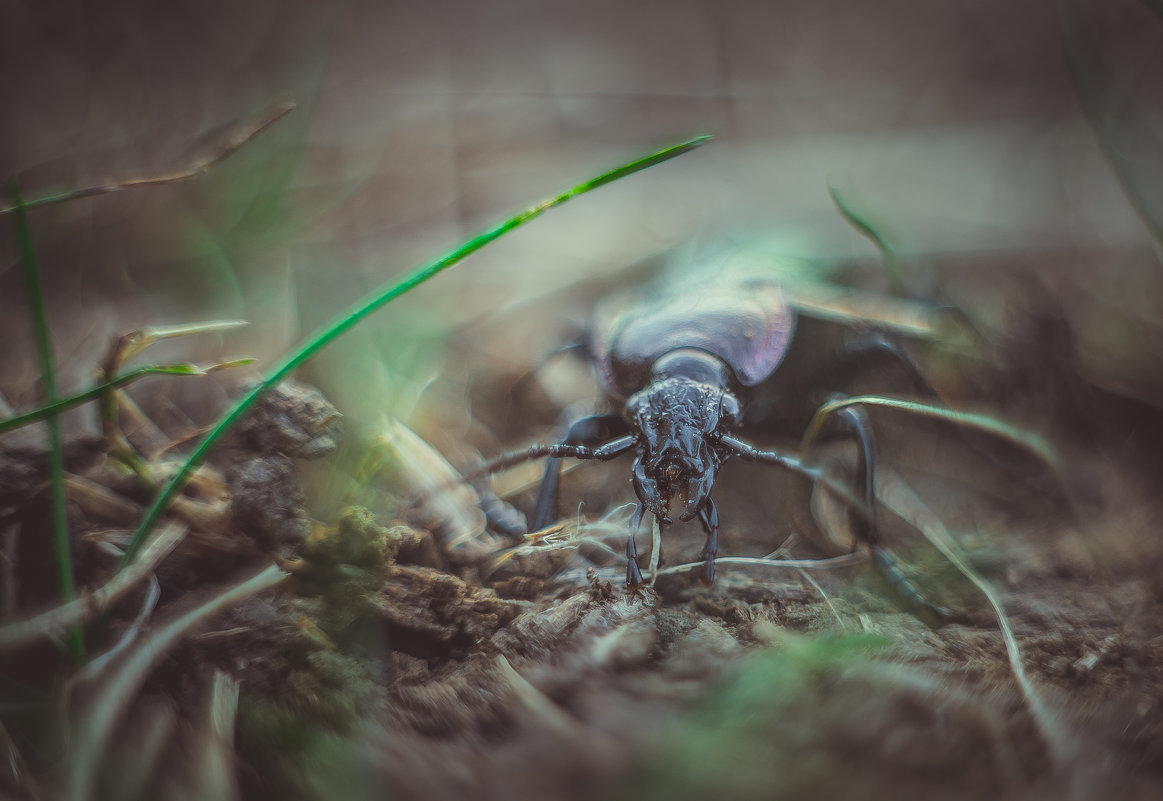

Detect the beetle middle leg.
xmin=696 ymin=498 xmax=720 ymax=585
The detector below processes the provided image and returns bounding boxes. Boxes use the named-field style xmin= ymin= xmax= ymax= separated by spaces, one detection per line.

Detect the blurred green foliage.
xmin=613 ymin=634 xmax=890 ymax=801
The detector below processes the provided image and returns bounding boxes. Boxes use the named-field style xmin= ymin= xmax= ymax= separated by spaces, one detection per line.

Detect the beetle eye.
xmin=626 ymin=394 xmax=642 ymax=420
xmin=720 ymin=394 xmax=742 ymax=426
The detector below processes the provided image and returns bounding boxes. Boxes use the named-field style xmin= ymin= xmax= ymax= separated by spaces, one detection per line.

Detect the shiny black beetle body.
xmin=591 ymin=274 xmax=795 ymax=526
xmin=517 ymin=259 xmax=949 ymax=619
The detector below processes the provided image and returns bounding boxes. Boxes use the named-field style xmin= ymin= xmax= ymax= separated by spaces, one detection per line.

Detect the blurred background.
xmin=1 ymin=0 xmax=1160 ymax=443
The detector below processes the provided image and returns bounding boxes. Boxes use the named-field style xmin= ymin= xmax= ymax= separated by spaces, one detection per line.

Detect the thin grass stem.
xmin=9 ymin=180 xmax=83 ymax=660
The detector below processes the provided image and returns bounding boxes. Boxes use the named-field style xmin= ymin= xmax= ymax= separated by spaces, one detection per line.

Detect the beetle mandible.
xmin=489 ymin=253 xmax=955 ymax=621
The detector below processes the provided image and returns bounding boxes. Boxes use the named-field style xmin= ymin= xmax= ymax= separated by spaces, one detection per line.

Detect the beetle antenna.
xmin=460 ymin=435 xmax=637 ymax=485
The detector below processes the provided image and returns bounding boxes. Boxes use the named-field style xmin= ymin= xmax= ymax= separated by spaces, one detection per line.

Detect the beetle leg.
xmin=531 ymin=414 xmax=629 ymax=531
xmin=822 ymin=400 xmax=957 ymax=626
xmin=474 ymin=482 xmax=530 ymax=539
xmin=626 ymin=502 xmax=645 ymax=586
xmin=696 ymin=498 xmax=719 ymax=585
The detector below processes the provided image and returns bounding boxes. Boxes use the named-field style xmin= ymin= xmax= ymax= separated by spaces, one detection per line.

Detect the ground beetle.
xmin=487 ymin=252 xmax=959 ymax=621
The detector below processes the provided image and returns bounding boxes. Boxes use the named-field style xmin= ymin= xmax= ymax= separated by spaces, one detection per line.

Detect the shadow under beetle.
xmin=487 ymin=255 xmax=963 ymax=623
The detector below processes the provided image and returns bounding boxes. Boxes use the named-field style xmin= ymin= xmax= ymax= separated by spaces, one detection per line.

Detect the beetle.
xmin=483 ymin=252 xmax=963 ymax=621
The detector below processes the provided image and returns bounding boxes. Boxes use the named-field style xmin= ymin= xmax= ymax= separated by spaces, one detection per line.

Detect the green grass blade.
xmin=118 ymin=135 xmax=712 ymax=567
xmin=828 ymin=183 xmax=891 ymax=259
xmin=9 ymin=180 xmax=83 ymax=660
xmin=0 ymin=360 xmax=254 ymax=433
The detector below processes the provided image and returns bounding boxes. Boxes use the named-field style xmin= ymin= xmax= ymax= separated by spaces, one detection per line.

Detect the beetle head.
xmin=626 ymin=378 xmax=741 ymax=523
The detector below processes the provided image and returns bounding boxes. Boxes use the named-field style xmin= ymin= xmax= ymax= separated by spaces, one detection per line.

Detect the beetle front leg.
xmin=531 ymin=413 xmax=629 ymax=531
xmin=696 ymin=498 xmax=719 ymax=585
xmin=626 ymin=502 xmax=645 ymax=586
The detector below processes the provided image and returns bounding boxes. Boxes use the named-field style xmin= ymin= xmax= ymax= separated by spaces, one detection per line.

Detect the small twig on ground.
xmin=67 ymin=563 xmax=288 ymax=801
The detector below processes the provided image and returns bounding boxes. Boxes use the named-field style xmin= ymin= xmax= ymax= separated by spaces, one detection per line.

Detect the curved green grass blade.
xmin=827 ymin=182 xmax=902 ymax=290
xmin=0 ymin=360 xmax=254 ymax=433
xmin=828 ymin=182 xmax=892 ymax=260
xmin=118 ymin=135 xmax=712 ymax=567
